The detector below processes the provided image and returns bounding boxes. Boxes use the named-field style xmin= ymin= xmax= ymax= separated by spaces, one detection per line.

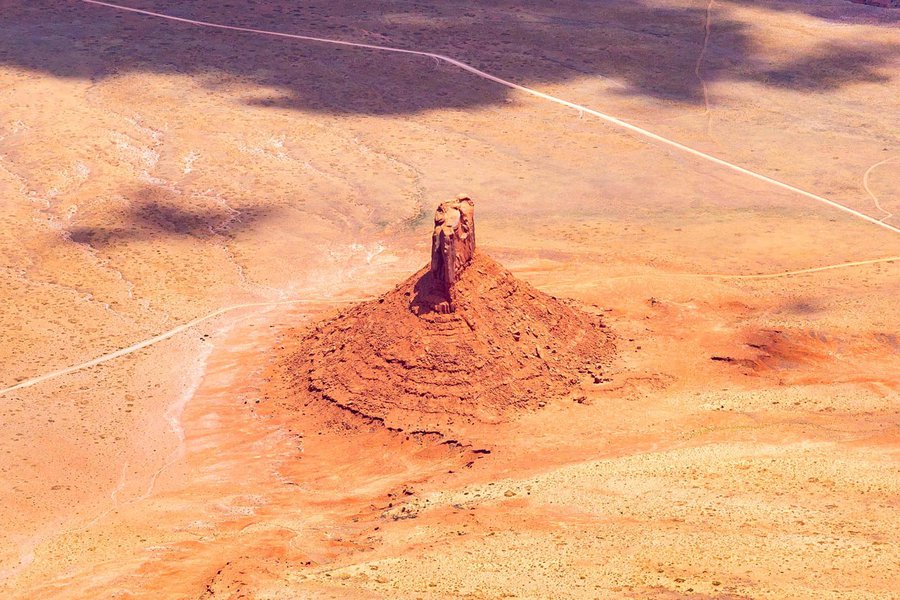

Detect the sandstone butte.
xmin=271 ymin=197 xmax=616 ymax=437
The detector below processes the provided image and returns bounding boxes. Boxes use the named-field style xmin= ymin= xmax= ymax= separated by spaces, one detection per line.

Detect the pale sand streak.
xmin=77 ymin=0 xmax=900 ymax=235
xmin=0 ymin=297 xmax=369 ymax=397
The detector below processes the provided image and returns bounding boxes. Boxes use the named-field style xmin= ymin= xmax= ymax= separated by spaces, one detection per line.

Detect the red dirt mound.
xmin=279 ymin=251 xmax=615 ymax=434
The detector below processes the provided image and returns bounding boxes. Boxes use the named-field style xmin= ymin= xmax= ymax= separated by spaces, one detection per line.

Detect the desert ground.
xmin=1 ymin=0 xmax=898 ymax=598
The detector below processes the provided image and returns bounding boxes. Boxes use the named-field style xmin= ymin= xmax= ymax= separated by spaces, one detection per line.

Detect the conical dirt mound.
xmin=282 ymin=252 xmax=614 ymax=433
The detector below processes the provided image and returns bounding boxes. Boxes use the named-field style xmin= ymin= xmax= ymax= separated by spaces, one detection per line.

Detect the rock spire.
xmin=429 ymin=196 xmax=475 ymax=313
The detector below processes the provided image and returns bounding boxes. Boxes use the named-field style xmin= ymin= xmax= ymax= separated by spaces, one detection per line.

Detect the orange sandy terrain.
xmin=1 ymin=0 xmax=898 ymax=598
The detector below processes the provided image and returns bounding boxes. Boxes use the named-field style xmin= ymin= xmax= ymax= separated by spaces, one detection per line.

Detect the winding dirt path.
xmin=601 ymin=254 xmax=900 ymax=283
xmin=694 ymin=0 xmax=716 ymax=138
xmin=702 ymin=255 xmax=900 ymax=279
xmin=863 ymin=155 xmax=899 ymax=222
xmin=77 ymin=0 xmax=900 ymax=235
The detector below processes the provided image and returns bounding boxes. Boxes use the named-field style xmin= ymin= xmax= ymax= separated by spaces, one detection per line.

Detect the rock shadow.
xmin=408 ymin=269 xmax=449 ymax=316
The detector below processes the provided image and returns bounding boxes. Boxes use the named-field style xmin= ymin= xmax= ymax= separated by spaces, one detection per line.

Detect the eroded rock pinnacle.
xmin=430 ymin=196 xmax=475 ymax=313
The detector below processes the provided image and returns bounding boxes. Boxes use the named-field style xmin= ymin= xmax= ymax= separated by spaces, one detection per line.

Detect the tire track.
xmin=0 ymin=296 xmax=370 ymax=397
xmin=862 ymin=155 xmax=898 ymax=223
xmin=599 ymin=255 xmax=899 ymax=283
xmin=694 ymin=0 xmax=716 ymax=138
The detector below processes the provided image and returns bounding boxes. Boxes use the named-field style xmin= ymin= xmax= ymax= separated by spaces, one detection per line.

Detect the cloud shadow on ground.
xmin=66 ymin=187 xmax=278 ymax=247
xmin=1 ymin=0 xmax=896 ymax=115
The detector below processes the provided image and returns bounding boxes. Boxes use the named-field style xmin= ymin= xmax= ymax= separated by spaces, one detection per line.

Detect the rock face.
xmin=280 ymin=199 xmax=615 ymax=434
xmin=429 ymin=196 xmax=476 ymax=313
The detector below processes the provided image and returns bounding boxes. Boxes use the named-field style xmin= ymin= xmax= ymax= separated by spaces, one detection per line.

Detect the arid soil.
xmin=1 ymin=0 xmax=898 ymax=598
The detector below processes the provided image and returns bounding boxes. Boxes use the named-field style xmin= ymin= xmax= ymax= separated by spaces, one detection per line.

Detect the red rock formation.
xmin=430 ymin=196 xmax=476 ymax=313
xmin=278 ymin=199 xmax=615 ymax=435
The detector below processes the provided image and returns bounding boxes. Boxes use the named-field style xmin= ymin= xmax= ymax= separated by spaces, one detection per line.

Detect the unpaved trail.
xmin=0 ymin=296 xmax=370 ymax=396
xmin=702 ymin=255 xmax=900 ymax=279
xmin=863 ymin=155 xmax=899 ymax=222
xmin=694 ymin=0 xmax=716 ymax=138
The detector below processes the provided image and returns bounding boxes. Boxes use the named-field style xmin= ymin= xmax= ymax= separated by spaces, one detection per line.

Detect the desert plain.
xmin=1 ymin=0 xmax=899 ymax=598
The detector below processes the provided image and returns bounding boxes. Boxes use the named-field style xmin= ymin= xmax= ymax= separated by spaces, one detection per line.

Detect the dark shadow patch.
xmin=755 ymin=42 xmax=891 ymax=91
xmin=780 ymin=299 xmax=822 ymax=316
xmin=66 ymin=187 xmax=278 ymax=247
xmin=408 ymin=268 xmax=448 ymax=316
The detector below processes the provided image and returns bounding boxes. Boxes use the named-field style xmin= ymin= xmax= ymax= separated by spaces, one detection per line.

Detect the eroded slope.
xmin=281 ymin=252 xmax=614 ymax=433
